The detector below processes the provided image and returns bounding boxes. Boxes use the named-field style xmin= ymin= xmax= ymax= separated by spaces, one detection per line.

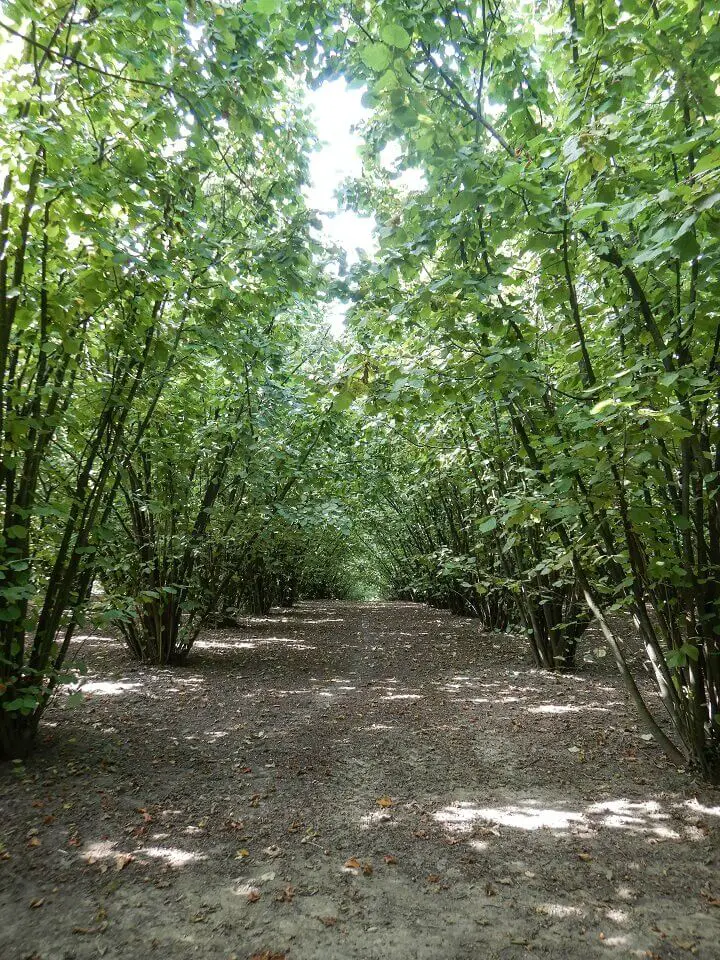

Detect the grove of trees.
xmin=1 ymin=0 xmax=719 ymax=782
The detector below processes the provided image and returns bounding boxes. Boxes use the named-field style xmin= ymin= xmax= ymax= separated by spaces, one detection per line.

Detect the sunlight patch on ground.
xmin=468 ymin=839 xmax=488 ymax=852
xmin=441 ymin=677 xmax=541 ymax=696
xmin=433 ymin=798 xmax=686 ymax=839
xmin=81 ymin=840 xmax=205 ymax=869
xmin=600 ymin=935 xmax=629 ymax=948
xmin=70 ymin=634 xmax=115 ymax=645
xmin=606 ymin=908 xmax=630 ymax=924
xmin=194 ymin=639 xmax=255 ymax=650
xmin=143 ymin=846 xmax=206 ymax=867
xmin=233 ymin=880 xmax=262 ymax=898
xmin=439 ymin=804 xmax=586 ymax=832
xmin=81 ymin=680 xmax=143 ymax=696
xmin=81 ymin=839 xmax=117 ymax=863
xmin=245 ymin=616 xmax=292 ymax=624
xmin=197 ymin=635 xmax=317 ymax=652
xmin=301 ymin=617 xmax=346 ymax=624
xmin=537 ymin=903 xmax=585 ymax=918
xmin=528 ymin=704 xmax=614 ymax=715
xmin=587 ymin=800 xmax=679 ymax=838
xmin=360 ymin=809 xmax=396 ymax=828
xmin=684 ymin=798 xmax=720 ymax=817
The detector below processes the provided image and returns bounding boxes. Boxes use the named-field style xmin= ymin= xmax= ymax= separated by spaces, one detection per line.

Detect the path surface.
xmin=1 ymin=601 xmax=720 ymax=960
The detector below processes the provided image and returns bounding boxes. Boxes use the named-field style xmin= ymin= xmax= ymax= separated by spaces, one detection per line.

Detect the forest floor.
xmin=1 ymin=601 xmax=720 ymax=960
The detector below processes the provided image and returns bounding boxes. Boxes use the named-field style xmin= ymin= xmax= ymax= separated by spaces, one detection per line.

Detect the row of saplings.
xmin=105 ymin=538 xmax=344 ymax=666
xmin=390 ymin=549 xmax=588 ymax=672
xmin=407 ymin=573 xmax=588 ymax=670
xmin=387 ymin=541 xmax=720 ymax=785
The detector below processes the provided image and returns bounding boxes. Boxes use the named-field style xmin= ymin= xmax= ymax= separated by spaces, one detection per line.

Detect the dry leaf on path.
xmin=376 ymin=795 xmax=393 ymax=808
xmin=343 ymin=857 xmax=361 ymax=869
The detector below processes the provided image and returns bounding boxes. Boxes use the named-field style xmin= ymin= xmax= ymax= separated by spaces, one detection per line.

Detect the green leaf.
xmin=334 ymin=390 xmax=354 ymax=411
xmin=380 ymin=24 xmax=411 ymax=49
xmin=360 ymin=43 xmax=392 ymax=72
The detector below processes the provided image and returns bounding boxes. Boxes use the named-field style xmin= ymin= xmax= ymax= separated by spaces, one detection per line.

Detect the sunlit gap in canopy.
xmin=304 ymin=79 xmax=425 ymax=337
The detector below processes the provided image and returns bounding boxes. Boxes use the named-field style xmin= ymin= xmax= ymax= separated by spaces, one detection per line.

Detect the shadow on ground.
xmin=1 ymin=601 xmax=719 ymax=960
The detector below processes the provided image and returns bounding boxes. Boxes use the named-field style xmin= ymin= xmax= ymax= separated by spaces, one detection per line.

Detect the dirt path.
xmin=1 ymin=601 xmax=719 ymax=960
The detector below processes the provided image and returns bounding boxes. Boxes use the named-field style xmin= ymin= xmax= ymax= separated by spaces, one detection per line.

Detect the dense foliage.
xmin=0 ymin=0 xmax=345 ymax=752
xmin=337 ymin=0 xmax=720 ymax=778
xmin=1 ymin=0 xmax=719 ymax=782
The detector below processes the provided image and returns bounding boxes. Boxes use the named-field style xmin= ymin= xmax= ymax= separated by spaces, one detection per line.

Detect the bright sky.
xmin=305 ymin=80 xmax=377 ymax=260
xmin=304 ymin=80 xmax=375 ymax=336
xmin=305 ymin=79 xmax=425 ymax=336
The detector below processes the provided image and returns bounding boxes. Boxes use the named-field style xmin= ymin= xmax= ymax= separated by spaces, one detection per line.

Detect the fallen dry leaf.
xmin=114 ymin=853 xmax=133 ymax=871
xmin=275 ymin=885 xmax=295 ymax=903
xmin=362 ymin=861 xmax=373 ymax=876
xmin=29 ymin=898 xmax=44 ymax=909
xmin=343 ymin=857 xmax=361 ymax=869
xmin=700 ymin=889 xmax=720 ymax=907
xmin=247 ymin=890 xmax=261 ymax=903
xmin=383 ymin=855 xmax=397 ymax=865
xmin=376 ymin=795 xmax=393 ymax=808
xmin=578 ymin=852 xmax=593 ymax=862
